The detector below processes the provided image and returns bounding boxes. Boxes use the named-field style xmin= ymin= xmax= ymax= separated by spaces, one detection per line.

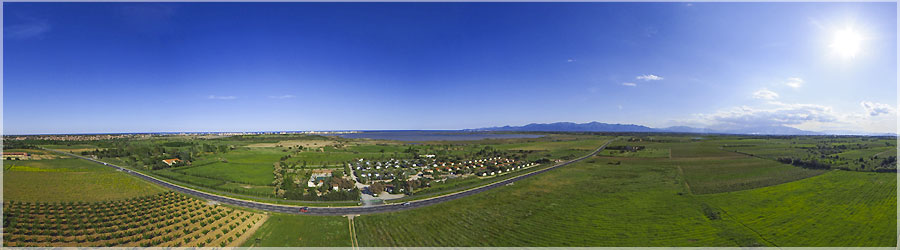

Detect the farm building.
xmin=162 ymin=158 xmax=182 ymax=166
xmin=3 ymin=152 xmax=30 ymax=159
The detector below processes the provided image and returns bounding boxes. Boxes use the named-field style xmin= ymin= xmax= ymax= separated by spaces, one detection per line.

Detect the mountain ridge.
xmin=468 ymin=121 xmax=892 ymax=136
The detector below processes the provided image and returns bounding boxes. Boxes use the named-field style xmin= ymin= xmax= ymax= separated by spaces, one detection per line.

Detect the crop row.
xmin=3 ymin=192 xmax=268 ymax=247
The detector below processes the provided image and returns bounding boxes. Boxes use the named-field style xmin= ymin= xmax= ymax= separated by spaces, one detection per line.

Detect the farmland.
xmin=3 ymin=153 xmax=168 ymax=202
xmin=3 ymin=132 xmax=896 ymax=247
xmin=27 ymin=133 xmax=612 ymax=203
xmin=239 ymin=213 xmax=350 ymax=247
xmin=349 ymin=156 xmax=895 ymax=246
xmin=244 ymin=134 xmax=895 ymax=247
xmin=2 ymin=192 xmax=268 ymax=247
xmin=702 ymin=171 xmax=896 ymax=247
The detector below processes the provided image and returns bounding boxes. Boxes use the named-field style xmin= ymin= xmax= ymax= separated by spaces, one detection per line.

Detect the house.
xmin=162 ymin=158 xmax=182 ymax=166
xmin=308 ymin=169 xmax=333 ymax=187
xmin=3 ymin=152 xmax=30 ymax=159
xmin=332 ymin=183 xmax=340 ymax=191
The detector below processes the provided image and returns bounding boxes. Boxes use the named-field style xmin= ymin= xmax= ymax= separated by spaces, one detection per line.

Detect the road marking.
xmin=345 ymin=215 xmax=359 ymax=249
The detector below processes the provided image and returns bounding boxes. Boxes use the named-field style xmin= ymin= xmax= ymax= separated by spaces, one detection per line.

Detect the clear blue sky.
xmin=3 ymin=2 xmax=897 ymax=134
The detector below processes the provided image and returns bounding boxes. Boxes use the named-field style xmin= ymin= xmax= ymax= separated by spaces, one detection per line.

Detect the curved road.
xmin=45 ymin=139 xmax=611 ymax=215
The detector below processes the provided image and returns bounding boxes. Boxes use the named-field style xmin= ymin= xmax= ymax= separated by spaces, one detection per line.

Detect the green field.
xmin=597 ymin=147 xmax=670 ymax=158
xmin=240 ymin=213 xmax=350 ymax=247
xmin=3 ymin=156 xmax=166 ymax=202
xmin=351 ymin=157 xmax=894 ymax=246
xmin=246 ymin=135 xmax=895 ymax=247
xmin=703 ymin=171 xmax=896 ymax=246
xmin=174 ymin=148 xmax=287 ymax=186
xmin=352 ymin=157 xmax=764 ymax=246
xmin=6 ymin=133 xmax=895 ymax=247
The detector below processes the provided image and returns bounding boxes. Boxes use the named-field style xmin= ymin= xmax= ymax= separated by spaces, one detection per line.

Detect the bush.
xmin=700 ymin=203 xmax=720 ymax=220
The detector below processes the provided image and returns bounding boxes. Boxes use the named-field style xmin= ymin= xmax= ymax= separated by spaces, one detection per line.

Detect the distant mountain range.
xmin=469 ymin=121 xmax=894 ymax=136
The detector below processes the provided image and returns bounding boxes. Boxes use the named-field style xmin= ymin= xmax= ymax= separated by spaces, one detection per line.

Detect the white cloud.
xmin=208 ymin=95 xmax=236 ymax=100
xmin=700 ymin=102 xmax=838 ymax=128
xmin=860 ymin=101 xmax=895 ymax=116
xmin=636 ymin=74 xmax=663 ymax=81
xmin=682 ymin=100 xmax=897 ymax=134
xmin=567 ymin=58 xmax=576 ymax=63
xmin=785 ymin=77 xmax=804 ymax=88
xmin=621 ymin=82 xmax=637 ymax=87
xmin=752 ymin=89 xmax=779 ymax=100
xmin=269 ymin=94 xmax=296 ymax=99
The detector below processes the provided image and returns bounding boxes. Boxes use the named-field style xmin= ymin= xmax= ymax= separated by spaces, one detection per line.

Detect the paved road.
xmin=43 ymin=139 xmax=611 ymax=215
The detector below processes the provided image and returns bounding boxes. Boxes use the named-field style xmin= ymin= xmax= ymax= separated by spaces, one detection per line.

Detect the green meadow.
xmin=3 ymin=154 xmax=166 ymax=202
xmin=703 ymin=171 xmax=896 ymax=247
xmin=240 ymin=213 xmax=350 ymax=247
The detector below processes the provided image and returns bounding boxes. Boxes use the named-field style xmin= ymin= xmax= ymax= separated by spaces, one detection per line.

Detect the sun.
xmin=829 ymin=28 xmax=863 ymax=59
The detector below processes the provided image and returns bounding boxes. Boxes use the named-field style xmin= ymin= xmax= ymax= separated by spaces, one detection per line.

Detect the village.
xmin=269 ymin=154 xmax=542 ymax=203
xmin=348 ymin=155 xmax=539 ymax=197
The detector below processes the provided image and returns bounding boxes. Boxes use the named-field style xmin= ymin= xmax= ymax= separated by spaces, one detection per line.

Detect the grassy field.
xmin=240 ymin=213 xmax=350 ymax=247
xmin=702 ymin=171 xmax=896 ymax=246
xmin=351 ymin=156 xmax=894 ymax=246
xmin=3 ymin=156 xmax=167 ymax=202
xmin=597 ymin=147 xmax=669 ymax=158
xmin=675 ymin=155 xmax=827 ymax=194
xmin=598 ymin=139 xmax=828 ymax=194
xmin=352 ymin=157 xmax=763 ymax=246
xmin=174 ymin=148 xmax=287 ymax=186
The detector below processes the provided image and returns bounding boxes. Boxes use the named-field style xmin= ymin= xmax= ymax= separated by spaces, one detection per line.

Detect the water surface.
xmin=336 ymin=131 xmax=543 ymax=141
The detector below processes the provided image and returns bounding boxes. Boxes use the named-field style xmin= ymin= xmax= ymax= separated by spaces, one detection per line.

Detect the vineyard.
xmin=2 ymin=192 xmax=268 ymax=247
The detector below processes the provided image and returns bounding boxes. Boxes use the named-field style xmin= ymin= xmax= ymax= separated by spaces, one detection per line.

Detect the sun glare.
xmin=829 ymin=28 xmax=863 ymax=59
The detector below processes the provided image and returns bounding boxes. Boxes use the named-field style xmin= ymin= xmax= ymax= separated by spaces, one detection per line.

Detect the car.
xmin=299 ymin=207 xmax=309 ymax=213
xmin=401 ymin=202 xmax=410 ymax=206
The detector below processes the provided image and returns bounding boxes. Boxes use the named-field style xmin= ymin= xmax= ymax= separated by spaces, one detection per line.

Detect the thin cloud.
xmin=752 ymin=89 xmax=779 ymax=100
xmin=567 ymin=58 xmax=576 ymax=63
xmin=643 ymin=27 xmax=658 ymax=38
xmin=785 ymin=77 xmax=804 ymax=88
xmin=684 ymin=100 xmax=895 ymax=134
xmin=636 ymin=74 xmax=663 ymax=81
xmin=622 ymin=82 xmax=637 ymax=87
xmin=269 ymin=94 xmax=296 ymax=99
xmin=5 ymin=18 xmax=50 ymax=40
xmin=208 ymin=95 xmax=237 ymax=100
xmin=860 ymin=101 xmax=895 ymax=116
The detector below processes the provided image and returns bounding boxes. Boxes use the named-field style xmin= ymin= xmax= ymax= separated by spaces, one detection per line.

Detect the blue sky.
xmin=3 ymin=2 xmax=897 ymax=134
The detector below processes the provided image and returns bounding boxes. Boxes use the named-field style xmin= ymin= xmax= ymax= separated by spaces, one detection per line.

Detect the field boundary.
xmin=674 ymin=162 xmax=779 ymax=247
xmin=713 ymin=204 xmax=781 ymax=248
xmin=676 ymin=166 xmax=693 ymax=195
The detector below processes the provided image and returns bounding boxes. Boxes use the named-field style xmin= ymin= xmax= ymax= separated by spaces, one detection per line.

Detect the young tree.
xmin=369 ymin=182 xmax=385 ymax=194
